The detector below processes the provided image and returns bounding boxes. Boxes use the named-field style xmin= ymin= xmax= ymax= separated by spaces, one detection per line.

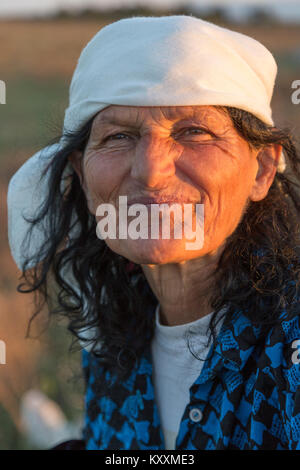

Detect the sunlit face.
xmin=70 ymin=105 xmax=278 ymax=265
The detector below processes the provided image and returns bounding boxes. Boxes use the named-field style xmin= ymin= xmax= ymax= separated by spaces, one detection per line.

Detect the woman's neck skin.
xmin=141 ymin=245 xmax=224 ymax=326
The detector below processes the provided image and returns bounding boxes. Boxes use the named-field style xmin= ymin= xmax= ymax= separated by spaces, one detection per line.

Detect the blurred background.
xmin=0 ymin=0 xmax=300 ymax=450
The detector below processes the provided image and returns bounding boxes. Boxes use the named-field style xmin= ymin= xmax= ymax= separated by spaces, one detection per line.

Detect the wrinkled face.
xmin=70 ymin=105 xmax=278 ymax=264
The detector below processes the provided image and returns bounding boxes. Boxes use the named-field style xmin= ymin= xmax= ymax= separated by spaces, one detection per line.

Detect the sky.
xmin=0 ymin=0 xmax=299 ymax=20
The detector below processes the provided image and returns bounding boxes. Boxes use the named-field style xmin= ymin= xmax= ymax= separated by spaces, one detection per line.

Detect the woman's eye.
xmin=182 ymin=127 xmax=209 ymax=136
xmin=106 ymin=133 xmax=130 ymax=141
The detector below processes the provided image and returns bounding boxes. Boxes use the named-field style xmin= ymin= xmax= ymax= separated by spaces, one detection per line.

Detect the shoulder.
xmin=261 ymin=310 xmax=300 ymax=448
xmin=264 ymin=308 xmax=300 ymax=388
xmin=263 ymin=309 xmax=300 ymax=424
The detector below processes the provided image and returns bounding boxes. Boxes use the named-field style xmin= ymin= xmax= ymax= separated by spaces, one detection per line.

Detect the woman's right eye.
xmin=105 ymin=133 xmax=130 ymax=141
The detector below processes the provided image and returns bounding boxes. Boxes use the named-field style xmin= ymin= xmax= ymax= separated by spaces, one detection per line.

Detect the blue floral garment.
xmin=82 ymin=304 xmax=300 ymax=450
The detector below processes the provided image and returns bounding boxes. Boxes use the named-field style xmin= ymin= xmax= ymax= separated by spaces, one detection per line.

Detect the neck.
xmin=141 ymin=246 xmax=224 ymax=326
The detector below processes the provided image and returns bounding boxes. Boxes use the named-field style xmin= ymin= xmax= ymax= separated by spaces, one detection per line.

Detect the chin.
xmin=104 ymin=238 xmax=205 ymax=265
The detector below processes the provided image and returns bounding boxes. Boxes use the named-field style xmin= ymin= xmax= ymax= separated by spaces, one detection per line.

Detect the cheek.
xmin=83 ymin=152 xmax=127 ymax=205
xmin=183 ymin=143 xmax=254 ymax=200
xmin=182 ymin=145 xmax=255 ymax=238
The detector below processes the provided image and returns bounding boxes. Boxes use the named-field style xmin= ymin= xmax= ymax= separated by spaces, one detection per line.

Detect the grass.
xmin=0 ymin=76 xmax=68 ymax=155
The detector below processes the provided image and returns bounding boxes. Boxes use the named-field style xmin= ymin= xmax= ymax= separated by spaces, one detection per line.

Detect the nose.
xmin=130 ymin=133 xmax=178 ymax=189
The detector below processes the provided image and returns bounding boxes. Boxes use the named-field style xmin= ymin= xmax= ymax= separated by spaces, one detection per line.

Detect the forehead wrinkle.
xmin=92 ymin=105 xmax=232 ymax=134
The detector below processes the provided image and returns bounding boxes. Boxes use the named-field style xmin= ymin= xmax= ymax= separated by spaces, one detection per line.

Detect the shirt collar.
xmin=213 ymin=307 xmax=263 ymax=372
xmin=138 ymin=298 xmax=282 ymax=386
xmin=152 ymin=301 xmax=263 ymax=373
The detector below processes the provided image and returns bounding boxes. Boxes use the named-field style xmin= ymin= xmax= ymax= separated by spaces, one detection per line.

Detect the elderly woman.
xmin=7 ymin=15 xmax=300 ymax=450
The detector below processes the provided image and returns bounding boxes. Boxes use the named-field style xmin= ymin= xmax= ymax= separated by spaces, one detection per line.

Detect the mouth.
xmin=126 ymin=197 xmax=200 ymax=207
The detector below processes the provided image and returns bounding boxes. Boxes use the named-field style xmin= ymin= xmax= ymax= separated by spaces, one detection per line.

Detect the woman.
xmin=7 ymin=15 xmax=300 ymax=450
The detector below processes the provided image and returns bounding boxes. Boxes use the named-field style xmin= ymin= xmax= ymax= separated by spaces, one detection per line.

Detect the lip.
xmin=126 ymin=197 xmax=198 ymax=206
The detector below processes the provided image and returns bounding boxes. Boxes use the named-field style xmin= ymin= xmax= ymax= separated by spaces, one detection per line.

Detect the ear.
xmin=249 ymin=143 xmax=282 ymax=202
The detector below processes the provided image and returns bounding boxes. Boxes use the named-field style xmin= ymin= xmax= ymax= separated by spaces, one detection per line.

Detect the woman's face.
xmin=70 ymin=105 xmax=279 ymax=264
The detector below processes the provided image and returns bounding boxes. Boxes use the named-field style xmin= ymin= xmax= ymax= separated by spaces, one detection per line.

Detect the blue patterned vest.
xmin=82 ymin=298 xmax=300 ymax=450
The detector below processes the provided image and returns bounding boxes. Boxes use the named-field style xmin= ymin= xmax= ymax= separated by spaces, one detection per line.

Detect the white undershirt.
xmin=151 ymin=304 xmax=226 ymax=450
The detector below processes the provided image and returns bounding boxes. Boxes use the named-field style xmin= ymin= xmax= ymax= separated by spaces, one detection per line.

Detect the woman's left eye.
xmin=182 ymin=127 xmax=209 ymax=136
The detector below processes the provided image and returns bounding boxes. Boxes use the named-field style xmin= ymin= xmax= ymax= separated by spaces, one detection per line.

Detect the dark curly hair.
xmin=17 ymin=106 xmax=300 ymax=382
